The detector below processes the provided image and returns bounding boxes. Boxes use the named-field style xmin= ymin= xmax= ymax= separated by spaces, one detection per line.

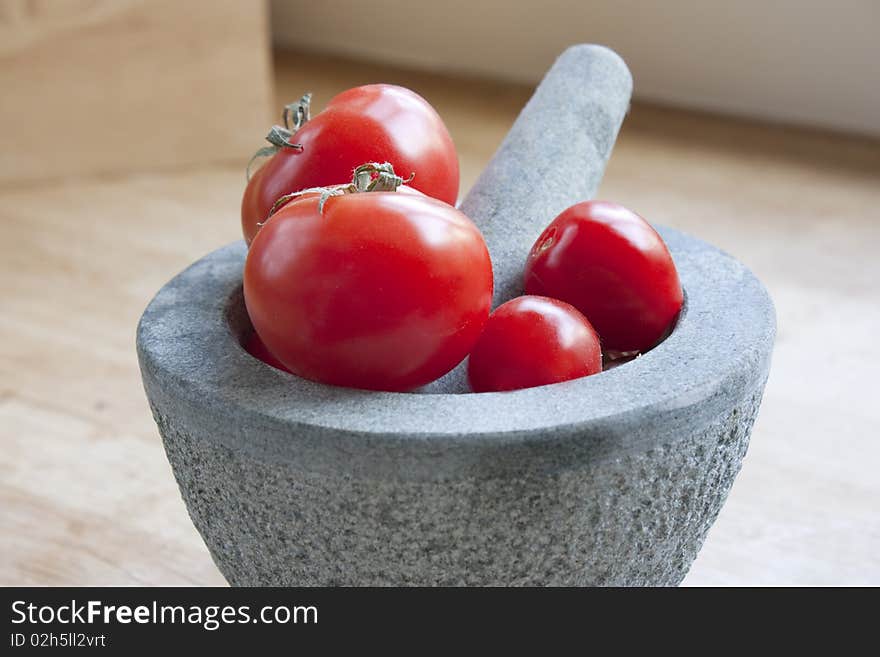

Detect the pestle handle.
xmin=419 ymin=45 xmax=632 ymax=395
xmin=460 ymin=44 xmax=633 ymax=308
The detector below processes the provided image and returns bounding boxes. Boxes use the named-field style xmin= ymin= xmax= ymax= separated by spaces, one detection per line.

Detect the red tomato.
xmin=523 ymin=201 xmax=683 ymax=354
xmin=243 ymin=190 xmax=492 ymax=392
xmin=243 ymin=331 xmax=291 ymax=373
xmin=467 ymin=296 xmax=602 ymax=392
xmin=242 ymin=84 xmax=459 ymax=245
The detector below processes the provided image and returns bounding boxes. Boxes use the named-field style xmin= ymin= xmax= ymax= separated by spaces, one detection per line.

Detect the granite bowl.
xmin=137 ymin=229 xmax=774 ymax=586
xmin=136 ymin=45 xmax=775 ymax=585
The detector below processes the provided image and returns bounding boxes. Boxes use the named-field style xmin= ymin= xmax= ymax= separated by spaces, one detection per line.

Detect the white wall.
xmin=271 ymin=0 xmax=880 ymax=136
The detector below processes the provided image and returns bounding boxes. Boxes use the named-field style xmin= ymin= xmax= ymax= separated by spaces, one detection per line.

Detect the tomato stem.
xmin=283 ymin=93 xmax=312 ymax=132
xmin=262 ymin=162 xmax=412 ymax=224
xmin=352 ymin=162 xmax=414 ymax=192
xmin=245 ymin=93 xmax=313 ymax=180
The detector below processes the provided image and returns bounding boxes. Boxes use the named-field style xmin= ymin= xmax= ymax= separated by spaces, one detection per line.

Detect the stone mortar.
xmin=137 ymin=46 xmax=776 ymax=586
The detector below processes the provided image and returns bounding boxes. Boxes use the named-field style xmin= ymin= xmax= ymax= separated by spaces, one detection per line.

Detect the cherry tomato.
xmin=523 ymin=201 xmax=683 ymax=354
xmin=242 ymin=84 xmax=459 ymax=245
xmin=467 ymin=296 xmax=602 ymax=393
xmin=243 ymin=331 xmax=290 ymax=373
xmin=243 ymin=190 xmax=492 ymax=392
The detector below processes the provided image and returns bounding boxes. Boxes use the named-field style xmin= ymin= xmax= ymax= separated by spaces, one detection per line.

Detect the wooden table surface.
xmin=2 ymin=50 xmax=878 ymax=586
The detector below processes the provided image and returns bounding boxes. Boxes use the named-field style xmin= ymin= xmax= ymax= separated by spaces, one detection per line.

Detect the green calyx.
xmin=263 ymin=162 xmax=415 ymax=224
xmin=246 ymin=93 xmax=313 ymax=180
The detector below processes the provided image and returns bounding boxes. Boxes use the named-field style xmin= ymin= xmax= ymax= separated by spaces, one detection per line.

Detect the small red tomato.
xmin=242 ymin=84 xmax=459 ymax=245
xmin=524 ymin=201 xmax=683 ymax=354
xmin=467 ymin=296 xmax=602 ymax=393
xmin=244 ymin=331 xmax=291 ymax=373
xmin=244 ymin=188 xmax=492 ymax=392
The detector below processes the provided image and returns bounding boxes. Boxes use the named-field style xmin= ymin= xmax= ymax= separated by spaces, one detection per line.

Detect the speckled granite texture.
xmin=136 ymin=45 xmax=776 ymax=586
xmin=153 ymin=389 xmax=761 ymax=586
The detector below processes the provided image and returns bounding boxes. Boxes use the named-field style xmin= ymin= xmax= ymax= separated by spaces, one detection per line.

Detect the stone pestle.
xmin=421 ymin=44 xmax=633 ymax=394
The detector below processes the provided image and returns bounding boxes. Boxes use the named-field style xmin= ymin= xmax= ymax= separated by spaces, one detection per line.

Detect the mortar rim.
xmin=137 ymin=224 xmax=775 ymax=451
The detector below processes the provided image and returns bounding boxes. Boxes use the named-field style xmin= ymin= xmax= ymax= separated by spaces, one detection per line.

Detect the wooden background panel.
xmin=0 ymin=0 xmax=273 ymax=184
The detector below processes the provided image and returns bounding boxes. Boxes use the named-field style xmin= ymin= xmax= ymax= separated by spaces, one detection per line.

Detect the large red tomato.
xmin=523 ymin=201 xmax=683 ymax=354
xmin=243 ymin=188 xmax=492 ymax=392
xmin=241 ymin=84 xmax=459 ymax=245
xmin=467 ymin=296 xmax=602 ymax=392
